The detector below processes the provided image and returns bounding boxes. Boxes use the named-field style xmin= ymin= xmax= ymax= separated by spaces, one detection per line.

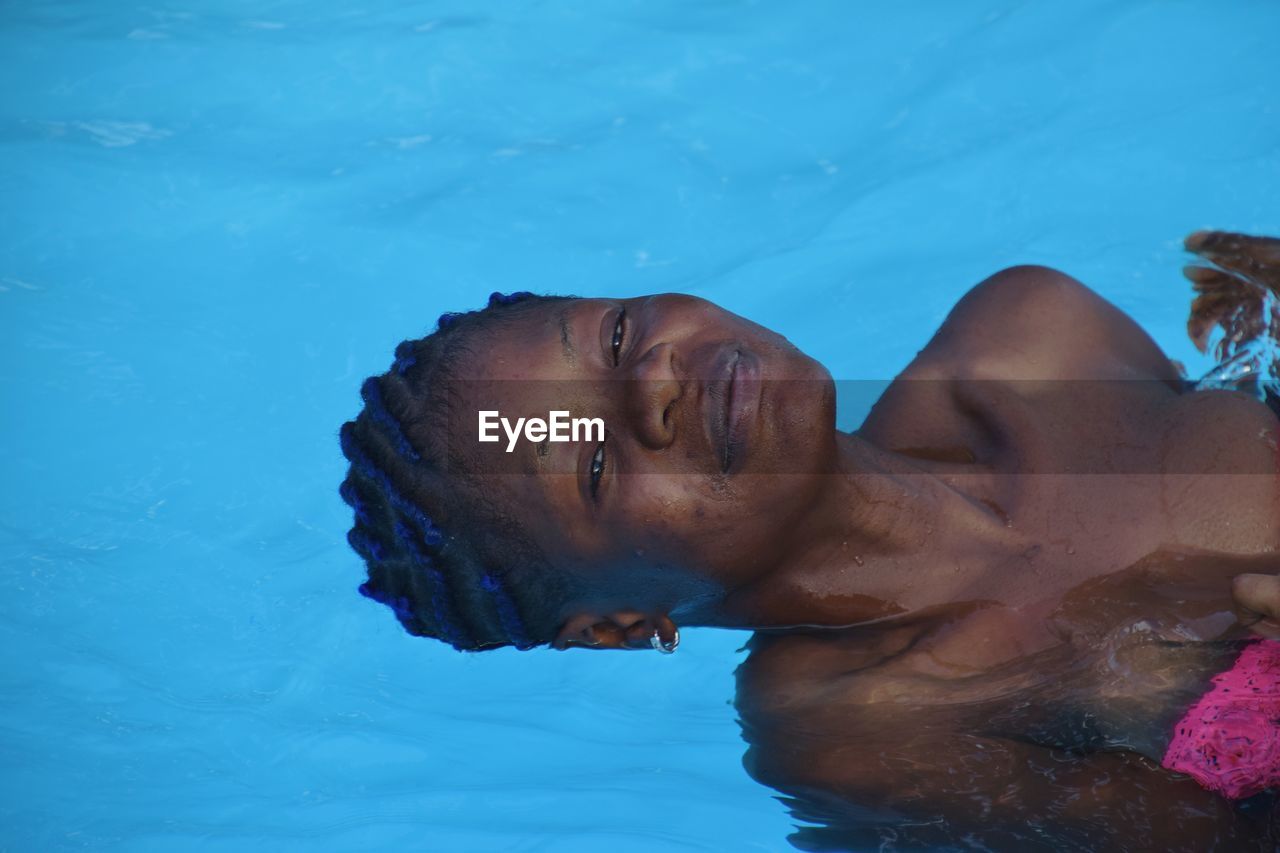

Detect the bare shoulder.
xmin=910 ymin=265 xmax=1182 ymax=384
xmin=859 ymin=264 xmax=1183 ymax=455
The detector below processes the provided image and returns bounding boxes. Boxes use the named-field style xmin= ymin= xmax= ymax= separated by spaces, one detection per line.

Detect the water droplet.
xmin=852 ymin=555 xmax=864 ymax=567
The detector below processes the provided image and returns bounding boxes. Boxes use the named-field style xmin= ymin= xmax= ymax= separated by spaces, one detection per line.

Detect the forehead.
xmin=442 ymin=299 xmax=608 ymax=561
xmin=454 ymin=298 xmax=603 ymax=382
xmin=446 ymin=298 xmax=610 ymax=440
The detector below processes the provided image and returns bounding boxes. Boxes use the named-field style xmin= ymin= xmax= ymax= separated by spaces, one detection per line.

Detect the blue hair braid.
xmin=394 ymin=520 xmax=468 ymax=649
xmin=341 ymin=420 xmax=470 ymax=645
xmin=347 ymin=527 xmax=388 ymax=562
xmin=342 ymin=290 xmax=574 ymax=650
xmin=338 ymin=480 xmax=371 ymax=527
xmin=481 ymin=572 xmax=533 ymax=650
xmin=487 ymin=290 xmax=536 ymax=308
xmin=360 ymin=377 xmax=421 ymax=462
xmin=392 ymin=341 xmax=417 ymax=376
xmin=357 ymin=581 xmax=414 ymax=623
xmin=340 ymin=422 xmax=443 ymax=547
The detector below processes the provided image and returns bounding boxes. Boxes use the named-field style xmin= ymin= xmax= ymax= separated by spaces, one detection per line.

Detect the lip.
xmin=703 ymin=345 xmax=761 ymax=474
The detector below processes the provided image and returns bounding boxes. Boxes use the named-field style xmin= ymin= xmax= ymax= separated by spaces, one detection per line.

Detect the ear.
xmin=552 ymin=610 xmax=679 ymax=651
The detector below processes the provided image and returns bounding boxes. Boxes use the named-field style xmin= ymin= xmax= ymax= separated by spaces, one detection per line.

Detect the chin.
xmin=719 ymin=303 xmax=836 ymax=474
xmin=754 ymin=352 xmax=835 ymax=476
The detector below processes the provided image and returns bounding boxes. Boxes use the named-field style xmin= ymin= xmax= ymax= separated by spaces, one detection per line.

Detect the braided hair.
xmin=338 ymin=291 xmax=577 ymax=651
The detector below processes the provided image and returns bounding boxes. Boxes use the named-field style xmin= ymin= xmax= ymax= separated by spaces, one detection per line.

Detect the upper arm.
xmin=737 ymin=641 xmax=1264 ymax=851
xmin=741 ymin=705 xmax=1261 ymax=851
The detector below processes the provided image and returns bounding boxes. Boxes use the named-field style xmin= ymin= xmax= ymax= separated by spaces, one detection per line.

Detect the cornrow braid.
xmin=339 ymin=291 xmax=576 ymax=651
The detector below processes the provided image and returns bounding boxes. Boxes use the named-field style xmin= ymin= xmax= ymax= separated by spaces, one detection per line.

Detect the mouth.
xmin=704 ymin=345 xmax=761 ymax=474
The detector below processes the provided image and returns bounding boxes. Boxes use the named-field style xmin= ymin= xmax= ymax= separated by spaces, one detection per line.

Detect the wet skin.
xmin=449 ymin=235 xmax=1280 ymax=849
xmin=453 ymin=267 xmax=1278 ymax=646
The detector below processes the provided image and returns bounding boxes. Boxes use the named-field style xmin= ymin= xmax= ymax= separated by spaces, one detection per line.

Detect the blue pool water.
xmin=2 ymin=2 xmax=1278 ymax=850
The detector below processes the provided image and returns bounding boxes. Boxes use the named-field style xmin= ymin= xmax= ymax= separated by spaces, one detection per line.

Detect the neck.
xmin=706 ymin=431 xmax=1004 ymax=630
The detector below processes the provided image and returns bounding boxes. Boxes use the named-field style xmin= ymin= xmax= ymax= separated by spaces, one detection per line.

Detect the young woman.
xmin=339 ymin=231 xmax=1279 ymax=850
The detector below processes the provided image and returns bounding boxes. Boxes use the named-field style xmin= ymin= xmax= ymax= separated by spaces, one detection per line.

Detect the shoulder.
xmin=859 ymin=265 xmax=1181 ymax=452
xmin=946 ymin=264 xmax=1103 ymax=327
xmin=913 ymin=265 xmax=1181 ymax=384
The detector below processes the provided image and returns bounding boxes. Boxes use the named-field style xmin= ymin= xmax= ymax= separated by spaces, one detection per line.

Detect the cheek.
xmin=750 ymin=361 xmax=836 ymax=476
xmin=608 ymin=471 xmax=752 ymax=563
xmin=616 ymin=472 xmax=709 ymax=528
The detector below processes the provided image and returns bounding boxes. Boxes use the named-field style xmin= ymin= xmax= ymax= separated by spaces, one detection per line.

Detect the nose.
xmin=627 ymin=341 xmax=681 ymax=449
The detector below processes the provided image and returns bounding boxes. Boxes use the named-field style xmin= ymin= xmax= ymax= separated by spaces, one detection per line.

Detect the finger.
xmin=1244 ymin=621 xmax=1280 ymax=640
xmin=1233 ymin=573 xmax=1280 ymax=619
xmin=1232 ymin=574 xmax=1280 ymax=637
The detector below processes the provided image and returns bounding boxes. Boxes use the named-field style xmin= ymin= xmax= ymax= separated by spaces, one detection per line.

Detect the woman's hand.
xmin=1232 ymin=573 xmax=1280 ymax=638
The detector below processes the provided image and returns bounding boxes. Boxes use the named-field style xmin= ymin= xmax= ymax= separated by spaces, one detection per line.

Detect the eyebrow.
xmin=540 ymin=308 xmax=577 ymax=479
xmin=527 ymin=434 xmax=552 ymax=477
xmin=531 ymin=427 xmax=574 ymax=490
xmin=558 ymin=308 xmax=575 ymax=363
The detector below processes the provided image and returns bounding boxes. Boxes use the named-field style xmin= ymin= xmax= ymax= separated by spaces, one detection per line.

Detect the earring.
xmin=650 ymin=627 xmax=679 ymax=654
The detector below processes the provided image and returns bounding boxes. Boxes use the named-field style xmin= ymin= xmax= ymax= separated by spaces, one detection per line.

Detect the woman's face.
xmin=450 ymin=294 xmax=837 ymax=618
